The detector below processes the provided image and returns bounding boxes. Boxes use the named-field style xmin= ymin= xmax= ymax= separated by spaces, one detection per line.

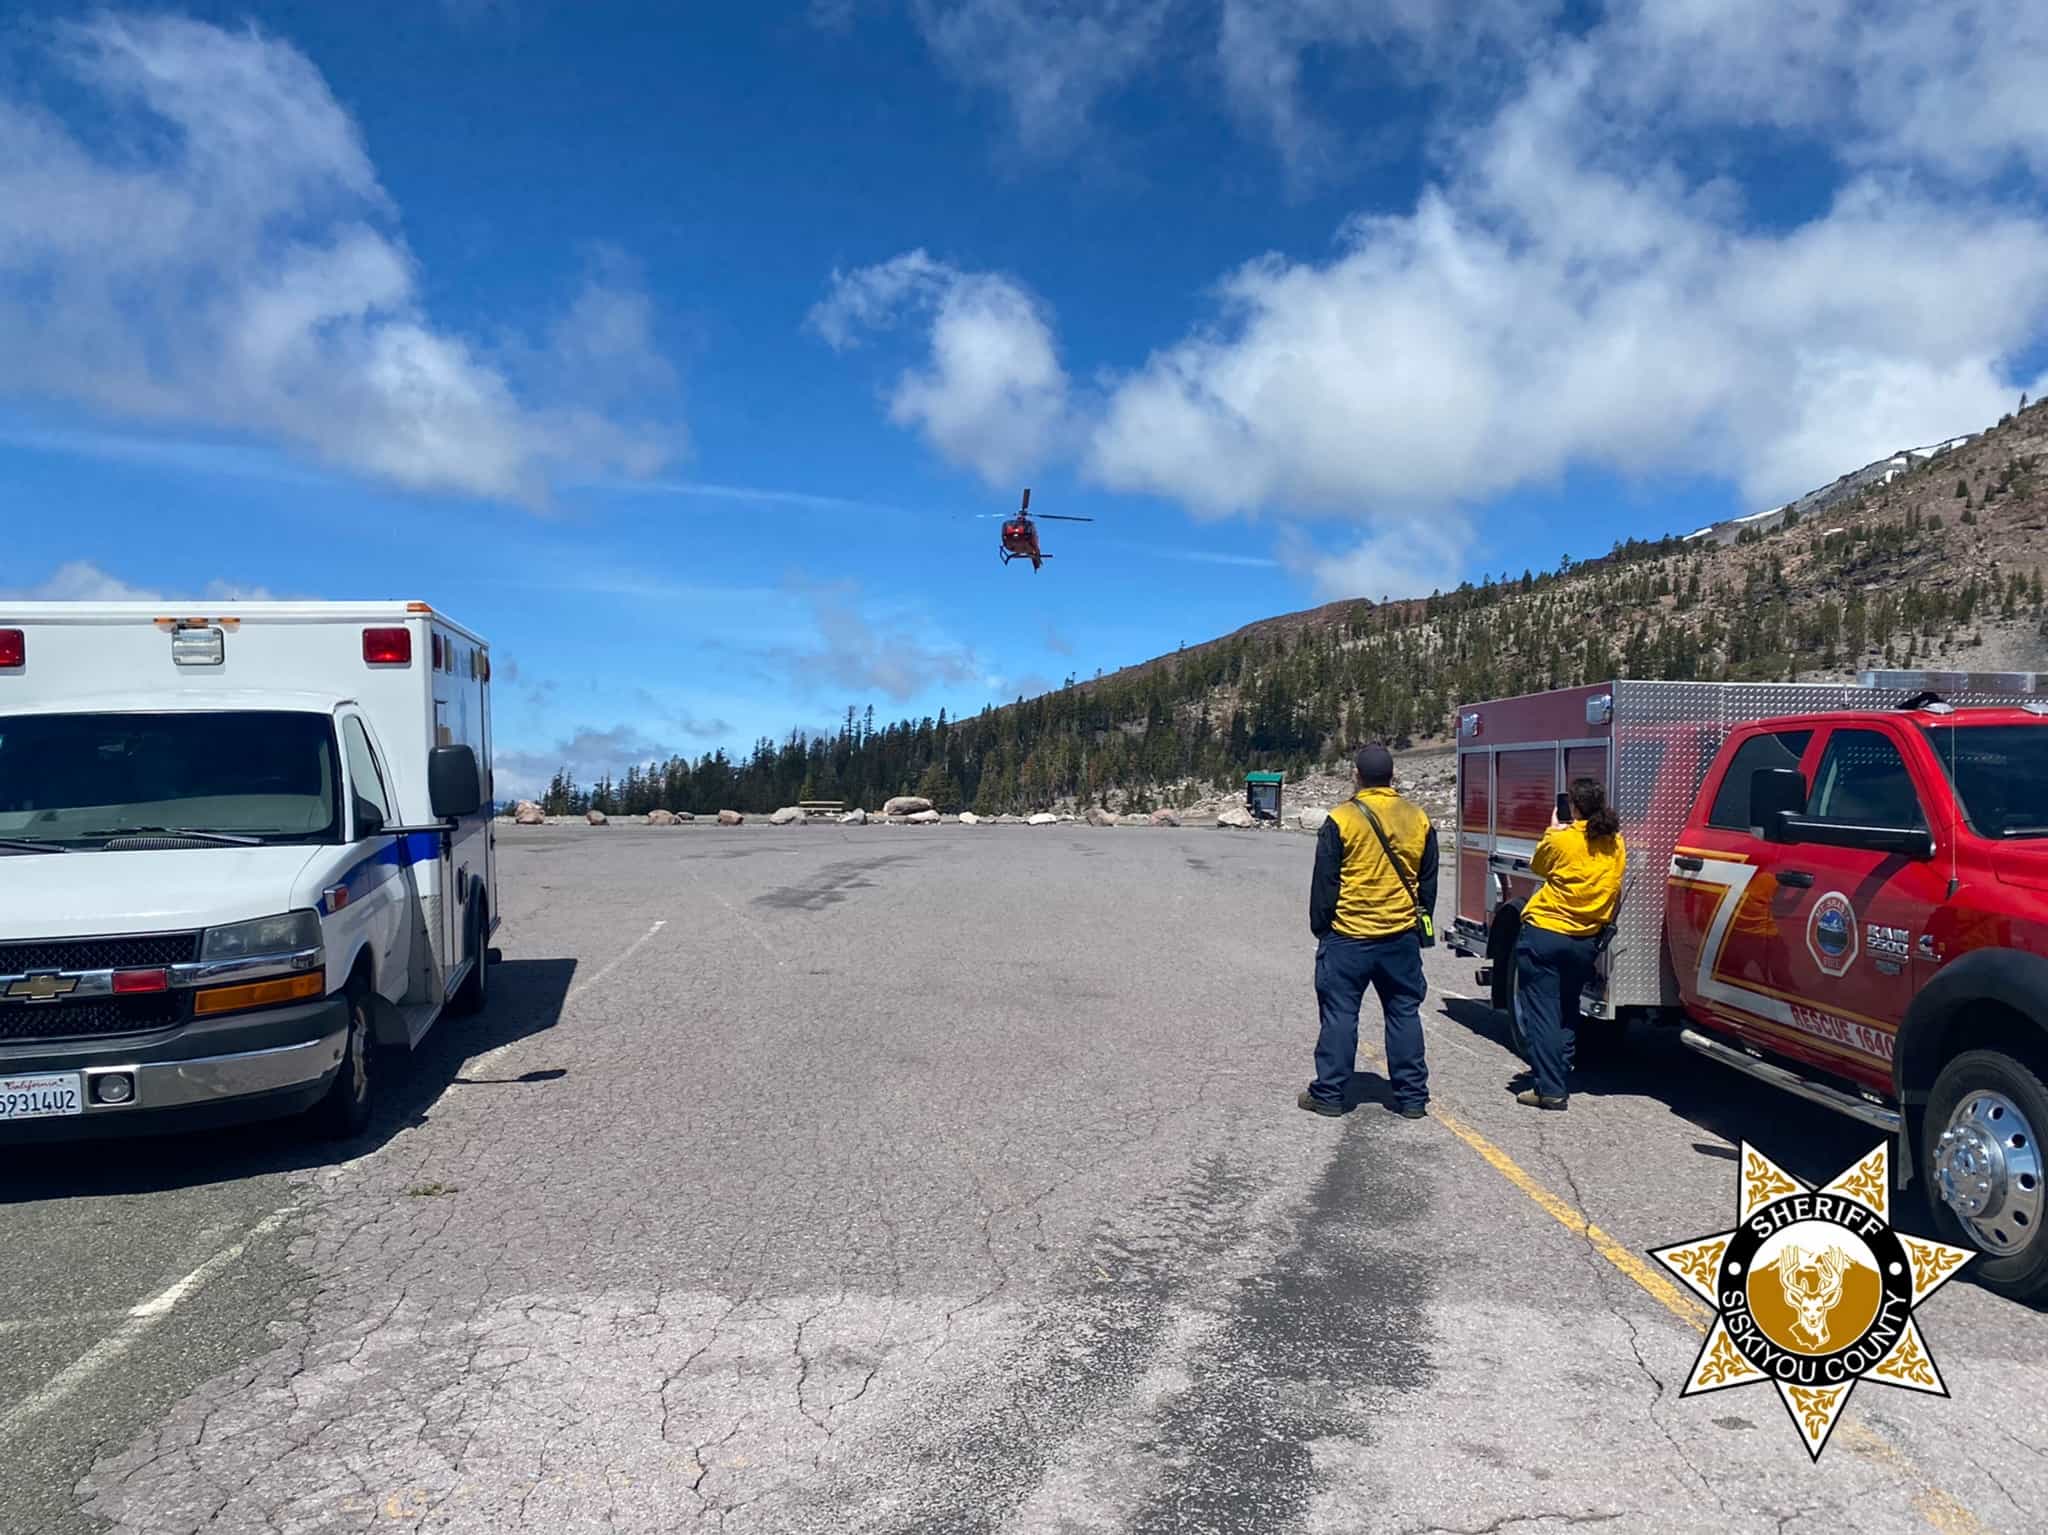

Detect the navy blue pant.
xmin=1311 ymin=931 xmax=1429 ymax=1111
xmin=1514 ymin=923 xmax=1599 ymax=1100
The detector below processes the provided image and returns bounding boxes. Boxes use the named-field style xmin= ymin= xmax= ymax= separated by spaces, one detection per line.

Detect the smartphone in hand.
xmin=1555 ymin=792 xmax=1572 ymax=825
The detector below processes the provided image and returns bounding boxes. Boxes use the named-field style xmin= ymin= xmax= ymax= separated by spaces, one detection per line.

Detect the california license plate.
xmin=0 ymin=1073 xmax=84 ymax=1121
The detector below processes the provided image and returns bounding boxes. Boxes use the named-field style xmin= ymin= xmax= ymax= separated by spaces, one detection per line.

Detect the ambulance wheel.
xmin=309 ymin=977 xmax=377 ymax=1141
xmin=1921 ymin=1049 xmax=2048 ymax=1303
xmin=450 ymin=899 xmax=488 ymax=1016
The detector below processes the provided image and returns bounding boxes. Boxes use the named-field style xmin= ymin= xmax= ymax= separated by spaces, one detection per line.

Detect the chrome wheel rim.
xmin=345 ymin=1001 xmax=369 ymax=1106
xmin=1933 ymin=1090 xmax=2043 ymax=1256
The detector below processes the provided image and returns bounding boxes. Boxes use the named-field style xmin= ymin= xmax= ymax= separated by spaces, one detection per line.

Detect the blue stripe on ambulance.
xmin=318 ymin=832 xmax=443 ymax=915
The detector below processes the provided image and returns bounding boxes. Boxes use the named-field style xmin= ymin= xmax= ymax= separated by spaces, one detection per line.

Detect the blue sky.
xmin=4 ymin=2 xmax=2047 ymax=797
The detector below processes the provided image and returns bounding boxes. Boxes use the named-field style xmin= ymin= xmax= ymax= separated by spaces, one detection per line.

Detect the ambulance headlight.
xmin=202 ymin=910 xmax=324 ymax=960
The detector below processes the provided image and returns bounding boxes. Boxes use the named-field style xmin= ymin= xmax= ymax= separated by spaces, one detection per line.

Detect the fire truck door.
xmin=1666 ymin=726 xmax=1814 ymax=1024
xmin=1739 ymin=724 xmax=1941 ymax=1089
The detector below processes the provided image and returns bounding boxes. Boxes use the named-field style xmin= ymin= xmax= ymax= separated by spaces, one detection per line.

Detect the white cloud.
xmin=1280 ymin=515 xmax=1470 ymax=602
xmin=0 ymin=14 xmax=678 ymax=507
xmin=906 ymin=0 xmax=1173 ymax=154
xmin=1217 ymin=0 xmax=1553 ymax=176
xmin=5 ymin=561 xmax=280 ymax=603
xmin=809 ymin=250 xmax=1071 ymax=485
xmin=1605 ymin=0 xmax=2048 ymax=185
xmin=795 ymin=584 xmax=986 ymax=702
xmin=815 ymin=2 xmax=2048 ymax=604
xmin=1086 ymin=11 xmax=2048 ymax=520
xmin=741 ymin=581 xmax=986 ymax=704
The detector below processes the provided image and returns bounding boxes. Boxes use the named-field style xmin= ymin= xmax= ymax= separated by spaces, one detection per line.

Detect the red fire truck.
xmin=1447 ymin=671 xmax=2048 ymax=1299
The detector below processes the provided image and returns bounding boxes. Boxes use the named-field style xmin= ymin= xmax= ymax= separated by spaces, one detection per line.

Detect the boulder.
xmin=1216 ymin=807 xmax=1256 ymax=829
xmin=906 ymin=809 xmax=941 ymax=824
xmin=996 ymin=814 xmax=1025 ymax=824
xmin=1027 ymin=812 xmax=1058 ymax=826
xmin=1086 ymin=807 xmax=1118 ymax=827
xmin=647 ymin=809 xmax=678 ymax=826
xmin=840 ymin=809 xmax=868 ymax=825
xmin=718 ymin=809 xmax=744 ymax=826
xmin=585 ymin=809 xmax=609 ymax=826
xmin=514 ymin=801 xmax=545 ymax=826
xmin=1297 ymin=806 xmax=1330 ymax=833
xmin=957 ymin=811 xmax=980 ymax=825
xmin=1057 ymin=814 xmax=1076 ymax=823
xmin=883 ymin=796 xmax=934 ymax=816
xmin=769 ymin=806 xmax=803 ymax=825
xmin=1117 ymin=814 xmax=1150 ymax=828
xmin=1148 ymin=810 xmax=1181 ymax=827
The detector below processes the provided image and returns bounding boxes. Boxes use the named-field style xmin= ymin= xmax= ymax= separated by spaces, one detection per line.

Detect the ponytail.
xmin=1570 ymin=777 xmax=1620 ymax=842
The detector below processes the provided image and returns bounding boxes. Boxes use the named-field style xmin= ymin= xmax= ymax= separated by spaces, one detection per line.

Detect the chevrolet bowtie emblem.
xmin=7 ymin=972 xmax=79 ymax=1002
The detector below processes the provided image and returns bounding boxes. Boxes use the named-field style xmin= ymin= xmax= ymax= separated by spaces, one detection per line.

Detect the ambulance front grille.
xmin=0 ymin=994 xmax=185 ymax=1043
xmin=0 ymin=932 xmax=201 ymax=975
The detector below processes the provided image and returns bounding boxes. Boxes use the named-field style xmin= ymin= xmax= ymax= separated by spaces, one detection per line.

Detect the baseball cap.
xmin=1354 ymin=743 xmax=1394 ymax=784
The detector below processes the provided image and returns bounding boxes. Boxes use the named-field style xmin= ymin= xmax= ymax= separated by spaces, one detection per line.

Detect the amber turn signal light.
xmin=192 ymin=969 xmax=326 ymax=1017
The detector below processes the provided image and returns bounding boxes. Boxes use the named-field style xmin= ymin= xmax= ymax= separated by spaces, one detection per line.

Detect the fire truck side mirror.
xmin=1749 ymin=767 xmax=1806 ymax=841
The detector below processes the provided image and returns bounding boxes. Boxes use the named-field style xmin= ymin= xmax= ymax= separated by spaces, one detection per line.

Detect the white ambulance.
xmin=0 ymin=602 xmax=497 ymax=1142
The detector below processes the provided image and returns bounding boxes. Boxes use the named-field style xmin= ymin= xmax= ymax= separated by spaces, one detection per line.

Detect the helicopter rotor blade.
xmin=1033 ymin=514 xmax=1093 ymax=522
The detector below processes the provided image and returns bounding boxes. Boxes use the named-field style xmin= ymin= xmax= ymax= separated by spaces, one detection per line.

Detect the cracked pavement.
xmin=4 ymin=821 xmax=2046 ymax=1533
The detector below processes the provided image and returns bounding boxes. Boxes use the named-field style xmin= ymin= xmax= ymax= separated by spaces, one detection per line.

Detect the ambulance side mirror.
xmin=1749 ymin=767 xmax=1806 ymax=842
xmin=429 ymin=745 xmax=482 ymax=820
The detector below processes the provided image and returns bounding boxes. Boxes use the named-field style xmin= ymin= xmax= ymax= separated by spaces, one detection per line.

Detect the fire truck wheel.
xmin=1487 ymin=909 xmax=1522 ymax=1022
xmin=1922 ymin=1049 xmax=2048 ymax=1302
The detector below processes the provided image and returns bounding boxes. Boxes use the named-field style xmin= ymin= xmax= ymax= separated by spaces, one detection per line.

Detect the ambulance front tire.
xmin=1920 ymin=1048 xmax=2048 ymax=1304
xmin=308 ymin=974 xmax=377 ymax=1141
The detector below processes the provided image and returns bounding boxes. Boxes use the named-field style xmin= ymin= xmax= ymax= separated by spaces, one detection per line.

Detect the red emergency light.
xmin=362 ymin=627 xmax=411 ymax=665
xmin=0 ymin=628 xmax=22 ymax=668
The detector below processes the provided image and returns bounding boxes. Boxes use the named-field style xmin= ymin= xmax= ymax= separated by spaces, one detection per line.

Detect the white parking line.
xmin=0 ymin=1205 xmax=296 ymax=1443
xmin=465 ymin=919 xmax=669 ymax=1074
xmin=566 ymin=919 xmax=668 ymax=1000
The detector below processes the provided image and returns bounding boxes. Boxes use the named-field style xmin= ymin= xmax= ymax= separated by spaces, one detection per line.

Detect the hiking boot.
xmin=1516 ymin=1089 xmax=1568 ymax=1111
xmin=1296 ymin=1090 xmax=1347 ymax=1118
xmin=1388 ymin=1102 xmax=1427 ymax=1119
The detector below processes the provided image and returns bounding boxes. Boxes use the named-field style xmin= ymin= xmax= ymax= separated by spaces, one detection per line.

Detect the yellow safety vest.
xmin=1327 ymin=790 xmax=1432 ymax=941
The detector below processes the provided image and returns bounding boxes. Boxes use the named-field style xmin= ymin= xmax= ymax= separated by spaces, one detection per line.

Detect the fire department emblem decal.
xmin=1806 ymin=892 xmax=1859 ymax=977
xmin=1649 ymin=1141 xmax=1974 ymax=1460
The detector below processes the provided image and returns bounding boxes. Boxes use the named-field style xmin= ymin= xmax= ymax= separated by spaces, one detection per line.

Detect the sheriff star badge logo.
xmin=1649 ymin=1141 xmax=1975 ymax=1460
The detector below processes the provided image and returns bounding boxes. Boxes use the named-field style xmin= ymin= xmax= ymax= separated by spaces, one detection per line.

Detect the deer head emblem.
xmin=1778 ymin=1244 xmax=1853 ymax=1347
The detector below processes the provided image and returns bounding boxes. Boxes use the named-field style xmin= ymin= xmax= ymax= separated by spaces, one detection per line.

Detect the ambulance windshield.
xmin=1921 ymin=724 xmax=2048 ymax=840
xmin=0 ymin=711 xmax=341 ymax=847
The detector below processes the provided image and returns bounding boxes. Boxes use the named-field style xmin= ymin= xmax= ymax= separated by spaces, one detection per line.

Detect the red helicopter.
xmin=986 ymin=488 xmax=1092 ymax=571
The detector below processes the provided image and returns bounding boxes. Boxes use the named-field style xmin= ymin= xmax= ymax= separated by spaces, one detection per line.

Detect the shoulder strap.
xmin=1348 ymin=799 xmax=1420 ymax=918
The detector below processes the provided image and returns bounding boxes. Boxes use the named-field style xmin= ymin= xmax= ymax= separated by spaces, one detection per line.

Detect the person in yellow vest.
xmin=1513 ymin=777 xmax=1627 ymax=1111
xmin=1301 ymin=744 xmax=1438 ymax=1119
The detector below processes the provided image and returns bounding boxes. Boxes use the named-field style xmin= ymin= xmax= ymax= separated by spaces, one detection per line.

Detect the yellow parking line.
xmin=1426 ymin=1104 xmax=1711 ymax=1332
xmin=1381 ymin=1046 xmax=1986 ymax=1531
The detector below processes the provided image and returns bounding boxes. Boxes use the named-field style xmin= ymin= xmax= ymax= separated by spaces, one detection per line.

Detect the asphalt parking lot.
xmin=5 ymin=820 xmax=2047 ymax=1534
